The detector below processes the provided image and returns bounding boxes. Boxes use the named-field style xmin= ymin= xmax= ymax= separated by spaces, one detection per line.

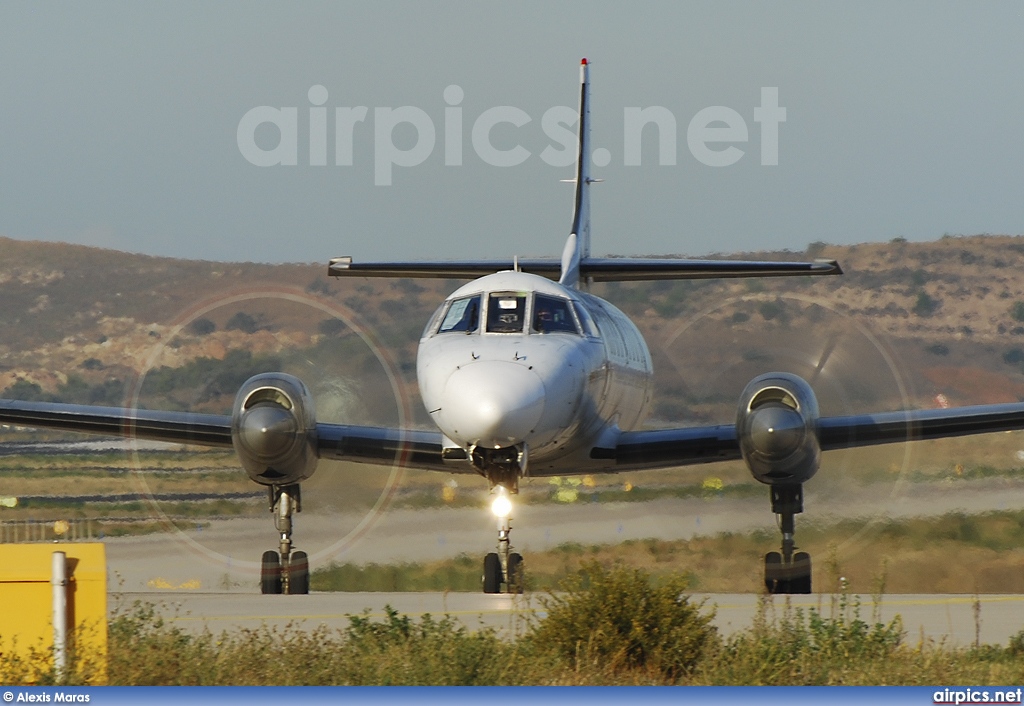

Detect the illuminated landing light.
xmin=491 ymin=491 xmax=512 ymax=518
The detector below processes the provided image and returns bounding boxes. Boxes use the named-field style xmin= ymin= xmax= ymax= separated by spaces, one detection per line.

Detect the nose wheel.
xmin=482 ymin=489 xmax=523 ymax=594
xmin=260 ymin=484 xmax=309 ymax=595
xmin=764 ymin=484 xmax=812 ymax=594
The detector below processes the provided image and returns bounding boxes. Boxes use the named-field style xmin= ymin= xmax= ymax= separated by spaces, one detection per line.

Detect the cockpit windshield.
xmin=533 ymin=294 xmax=580 ymax=334
xmin=433 ymin=290 xmax=586 ymax=337
xmin=486 ymin=293 xmax=527 ymax=333
xmin=438 ymin=295 xmax=480 ymax=333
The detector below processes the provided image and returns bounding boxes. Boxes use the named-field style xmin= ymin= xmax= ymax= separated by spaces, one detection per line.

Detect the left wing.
xmin=590 ymin=403 xmax=1024 ymax=472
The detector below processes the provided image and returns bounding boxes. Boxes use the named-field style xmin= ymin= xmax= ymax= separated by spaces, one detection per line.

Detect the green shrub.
xmin=528 ymin=561 xmax=717 ymax=680
xmin=225 ymin=312 xmax=258 ymax=333
xmin=187 ymin=318 xmax=216 ymax=335
xmin=1011 ymin=301 xmax=1024 ymax=323
xmin=913 ymin=291 xmax=939 ymax=317
xmin=707 ymin=593 xmax=904 ymax=684
xmin=759 ymin=300 xmax=785 ymax=322
xmin=1004 ymin=349 xmax=1024 ymax=365
xmin=1008 ymin=630 xmax=1024 ymax=656
xmin=339 ymin=606 xmax=511 ymax=685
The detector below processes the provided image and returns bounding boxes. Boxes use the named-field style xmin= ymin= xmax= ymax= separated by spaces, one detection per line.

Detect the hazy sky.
xmin=2 ymin=1 xmax=1023 ymax=263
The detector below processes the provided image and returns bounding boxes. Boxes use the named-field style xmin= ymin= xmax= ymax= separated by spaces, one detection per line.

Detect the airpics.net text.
xmin=236 ymin=85 xmax=786 ymax=185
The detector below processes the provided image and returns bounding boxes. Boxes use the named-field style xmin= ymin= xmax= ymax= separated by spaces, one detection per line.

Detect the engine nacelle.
xmin=231 ymin=373 xmax=318 ymax=486
xmin=736 ymin=373 xmax=820 ymax=486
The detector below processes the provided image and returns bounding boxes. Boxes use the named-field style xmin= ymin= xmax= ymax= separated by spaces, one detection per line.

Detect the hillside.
xmin=2 ymin=234 xmax=1024 ymax=427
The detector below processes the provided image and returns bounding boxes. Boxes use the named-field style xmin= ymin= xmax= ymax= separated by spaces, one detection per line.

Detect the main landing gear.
xmin=260 ymin=484 xmax=309 ymax=595
xmin=764 ymin=484 xmax=811 ymax=594
xmin=482 ymin=489 xmax=523 ymax=594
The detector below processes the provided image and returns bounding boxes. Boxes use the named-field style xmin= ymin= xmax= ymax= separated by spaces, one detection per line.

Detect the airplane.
xmin=5 ymin=59 xmax=1024 ymax=596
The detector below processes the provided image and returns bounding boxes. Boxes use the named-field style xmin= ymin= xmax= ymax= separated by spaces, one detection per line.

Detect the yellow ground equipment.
xmin=0 ymin=542 xmax=107 ymax=684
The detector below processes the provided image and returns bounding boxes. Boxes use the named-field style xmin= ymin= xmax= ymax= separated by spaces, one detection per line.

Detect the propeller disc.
xmin=122 ymin=285 xmax=413 ymax=577
xmin=654 ymin=291 xmax=921 ymax=573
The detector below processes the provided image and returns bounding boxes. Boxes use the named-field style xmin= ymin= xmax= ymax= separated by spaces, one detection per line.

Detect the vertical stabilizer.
xmin=559 ymin=58 xmax=592 ymax=288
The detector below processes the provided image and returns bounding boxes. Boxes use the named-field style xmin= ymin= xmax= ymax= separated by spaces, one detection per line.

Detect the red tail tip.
xmin=581 ymin=58 xmax=588 ymax=65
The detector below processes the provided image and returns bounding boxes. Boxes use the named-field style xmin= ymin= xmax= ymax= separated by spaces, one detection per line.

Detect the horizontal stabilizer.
xmin=579 ymin=257 xmax=841 ymax=281
xmin=329 ymin=257 xmax=561 ymax=279
xmin=329 ymin=256 xmax=842 ymax=281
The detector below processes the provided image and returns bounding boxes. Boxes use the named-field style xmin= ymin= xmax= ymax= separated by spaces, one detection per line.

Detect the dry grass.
xmin=12 ymin=564 xmax=1024 ymax=685
xmin=312 ymin=509 xmax=1024 ymax=594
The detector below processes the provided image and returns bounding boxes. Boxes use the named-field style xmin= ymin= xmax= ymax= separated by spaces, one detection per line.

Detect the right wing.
xmin=0 ymin=398 xmax=453 ymax=472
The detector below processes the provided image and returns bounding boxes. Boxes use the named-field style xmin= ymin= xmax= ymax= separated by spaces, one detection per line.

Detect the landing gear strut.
xmin=764 ymin=484 xmax=811 ymax=594
xmin=483 ymin=489 xmax=523 ymax=594
xmin=260 ymin=483 xmax=309 ymax=595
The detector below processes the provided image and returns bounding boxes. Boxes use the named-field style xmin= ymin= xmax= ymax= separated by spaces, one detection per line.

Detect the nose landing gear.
xmin=260 ymin=483 xmax=310 ymax=595
xmin=483 ymin=488 xmax=523 ymax=594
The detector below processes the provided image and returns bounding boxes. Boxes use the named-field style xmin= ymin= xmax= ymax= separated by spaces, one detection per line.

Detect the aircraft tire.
xmin=286 ymin=550 xmax=310 ymax=595
xmin=261 ymin=550 xmax=282 ymax=595
xmin=764 ymin=551 xmax=783 ymax=594
xmin=792 ymin=552 xmax=812 ymax=594
xmin=483 ymin=552 xmax=502 ymax=594
xmin=507 ymin=552 xmax=524 ymax=594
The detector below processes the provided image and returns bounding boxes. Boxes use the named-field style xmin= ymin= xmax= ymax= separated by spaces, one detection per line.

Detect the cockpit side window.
xmin=437 ymin=295 xmax=481 ymax=333
xmin=533 ymin=294 xmax=580 ymax=334
xmin=486 ymin=293 xmax=526 ymax=333
xmin=572 ymin=301 xmax=600 ymax=337
xmin=422 ymin=303 xmax=446 ymax=338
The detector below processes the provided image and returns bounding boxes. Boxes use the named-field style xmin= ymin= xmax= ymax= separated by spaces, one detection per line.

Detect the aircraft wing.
xmin=589 ymin=425 xmax=741 ymax=468
xmin=8 ymin=397 xmax=1024 ymax=476
xmin=590 ymin=403 xmax=1024 ymax=472
xmin=0 ymin=399 xmax=234 ymax=447
xmin=316 ymin=424 xmax=450 ymax=471
xmin=0 ymin=398 xmax=451 ymax=471
xmin=816 ymin=403 xmax=1024 ymax=450
xmin=328 ymin=256 xmax=842 ymax=281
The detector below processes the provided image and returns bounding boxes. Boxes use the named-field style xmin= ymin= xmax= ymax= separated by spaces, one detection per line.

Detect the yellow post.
xmin=0 ymin=543 xmax=107 ymax=684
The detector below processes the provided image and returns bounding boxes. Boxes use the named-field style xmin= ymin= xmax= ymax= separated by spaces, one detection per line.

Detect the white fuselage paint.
xmin=416 ymin=271 xmax=652 ymax=476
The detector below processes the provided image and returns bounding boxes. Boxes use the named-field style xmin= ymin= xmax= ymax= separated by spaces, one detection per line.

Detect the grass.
xmin=312 ymin=554 xmax=484 ymax=592
xmin=312 ymin=508 xmax=1024 ymax=594
xmin=9 ymin=563 xmax=1024 ymax=685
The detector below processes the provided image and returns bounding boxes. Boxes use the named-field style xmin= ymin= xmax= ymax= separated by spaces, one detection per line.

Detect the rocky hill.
xmin=2 ymin=234 xmax=1024 ymax=427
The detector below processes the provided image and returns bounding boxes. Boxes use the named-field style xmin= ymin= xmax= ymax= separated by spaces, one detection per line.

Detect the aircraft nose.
xmin=439 ymin=362 xmax=545 ymax=449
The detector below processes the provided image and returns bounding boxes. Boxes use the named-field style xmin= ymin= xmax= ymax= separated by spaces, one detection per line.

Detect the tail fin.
xmin=330 ymin=58 xmax=843 ymax=286
xmin=559 ymin=58 xmax=593 ymax=289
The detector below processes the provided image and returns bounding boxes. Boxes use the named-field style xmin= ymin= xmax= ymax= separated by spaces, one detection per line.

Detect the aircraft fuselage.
xmin=417 ymin=270 xmax=652 ymax=486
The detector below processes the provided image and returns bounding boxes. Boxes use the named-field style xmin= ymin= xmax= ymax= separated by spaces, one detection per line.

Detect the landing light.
xmin=491 ymin=493 xmax=512 ymax=518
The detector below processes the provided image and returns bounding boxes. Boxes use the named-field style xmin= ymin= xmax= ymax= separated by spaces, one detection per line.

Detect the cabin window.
xmin=532 ymin=294 xmax=580 ymax=334
xmin=486 ymin=293 xmax=526 ymax=333
xmin=437 ymin=295 xmax=481 ymax=333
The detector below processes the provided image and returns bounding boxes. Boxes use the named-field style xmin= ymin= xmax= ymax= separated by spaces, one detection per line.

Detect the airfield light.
xmin=491 ymin=493 xmax=512 ymax=518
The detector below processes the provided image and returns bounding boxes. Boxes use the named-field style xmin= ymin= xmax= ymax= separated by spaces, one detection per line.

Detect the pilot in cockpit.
xmin=533 ymin=294 xmax=577 ymax=333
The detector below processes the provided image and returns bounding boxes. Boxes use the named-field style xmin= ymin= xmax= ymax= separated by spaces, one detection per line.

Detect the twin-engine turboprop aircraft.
xmin=5 ymin=60 xmax=1024 ymax=595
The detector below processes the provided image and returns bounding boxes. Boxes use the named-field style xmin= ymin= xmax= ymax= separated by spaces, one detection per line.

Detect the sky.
xmin=1 ymin=1 xmax=1023 ymax=264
